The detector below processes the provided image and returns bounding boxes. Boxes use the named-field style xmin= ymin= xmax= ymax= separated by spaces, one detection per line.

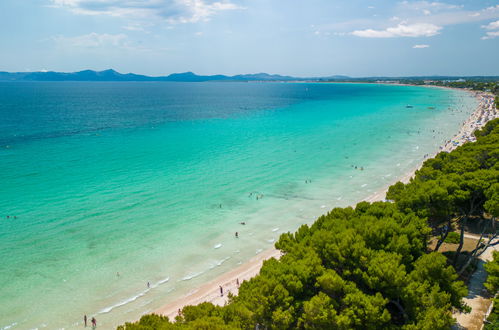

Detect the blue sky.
xmin=1 ymin=0 xmax=498 ymax=76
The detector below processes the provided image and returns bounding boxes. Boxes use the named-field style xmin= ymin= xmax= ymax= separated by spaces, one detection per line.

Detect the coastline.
xmin=151 ymin=90 xmax=498 ymax=322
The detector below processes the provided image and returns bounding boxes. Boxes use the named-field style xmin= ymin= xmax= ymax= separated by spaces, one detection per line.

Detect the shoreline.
xmin=148 ymin=90 xmax=498 ymax=322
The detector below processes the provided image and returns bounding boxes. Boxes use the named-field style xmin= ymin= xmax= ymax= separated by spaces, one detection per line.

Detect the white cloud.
xmin=482 ymin=20 xmax=499 ymax=30
xmin=413 ymin=44 xmax=429 ymax=48
xmin=52 ymin=33 xmax=129 ymax=48
xmin=482 ymin=31 xmax=499 ymax=39
xmin=480 ymin=19 xmax=499 ymax=39
xmin=407 ymin=4 xmax=499 ymax=26
xmin=384 ymin=2 xmax=499 ymax=28
xmin=352 ymin=23 xmax=441 ymax=38
xmin=398 ymin=1 xmax=461 ymax=12
xmin=49 ymin=0 xmax=244 ymax=24
xmin=323 ymin=2 xmax=498 ymax=41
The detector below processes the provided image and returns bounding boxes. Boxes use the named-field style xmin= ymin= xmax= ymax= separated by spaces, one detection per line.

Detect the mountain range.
xmin=0 ymin=69 xmax=325 ymax=82
xmin=0 ymin=69 xmax=497 ymax=82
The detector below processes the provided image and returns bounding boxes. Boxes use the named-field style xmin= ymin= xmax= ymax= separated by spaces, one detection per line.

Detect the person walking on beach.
xmin=219 ymin=285 xmax=223 ymax=297
xmin=84 ymin=315 xmax=87 ymax=327
xmin=236 ymin=278 xmax=239 ymax=287
xmin=91 ymin=317 xmax=96 ymax=329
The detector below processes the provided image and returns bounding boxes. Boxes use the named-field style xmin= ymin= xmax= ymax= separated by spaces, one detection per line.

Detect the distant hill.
xmin=161 ymin=71 xmax=229 ymax=82
xmin=232 ymin=73 xmax=295 ymax=81
xmin=0 ymin=69 xmax=335 ymax=82
xmin=0 ymin=69 xmax=497 ymax=82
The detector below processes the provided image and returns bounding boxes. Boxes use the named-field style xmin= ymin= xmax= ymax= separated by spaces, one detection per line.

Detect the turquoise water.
xmin=0 ymin=82 xmax=476 ymax=329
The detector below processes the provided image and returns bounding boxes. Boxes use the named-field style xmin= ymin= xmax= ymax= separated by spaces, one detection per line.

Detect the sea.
xmin=0 ymin=82 xmax=477 ymax=329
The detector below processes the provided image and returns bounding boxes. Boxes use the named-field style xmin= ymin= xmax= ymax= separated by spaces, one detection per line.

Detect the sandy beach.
xmin=154 ymin=90 xmax=498 ymax=321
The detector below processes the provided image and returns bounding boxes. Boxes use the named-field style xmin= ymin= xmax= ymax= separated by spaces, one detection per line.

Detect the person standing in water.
xmin=235 ymin=232 xmax=238 ymax=238
xmin=84 ymin=315 xmax=87 ymax=327
xmin=91 ymin=317 xmax=96 ymax=329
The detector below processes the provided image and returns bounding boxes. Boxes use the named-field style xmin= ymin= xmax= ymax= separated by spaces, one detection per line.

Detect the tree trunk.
xmin=435 ymin=219 xmax=452 ymax=252
xmin=457 ymin=223 xmax=487 ymax=275
xmin=389 ymin=300 xmax=408 ymax=323
xmin=458 ymin=233 xmax=498 ymax=276
xmin=453 ymin=216 xmax=468 ymax=267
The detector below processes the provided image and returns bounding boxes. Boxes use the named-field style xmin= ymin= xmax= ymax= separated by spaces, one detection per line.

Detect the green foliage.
xmin=484 ymin=297 xmax=499 ymax=330
xmin=485 ymin=183 xmax=499 ymax=217
xmin=117 ymin=314 xmax=174 ymax=330
xmin=445 ymin=232 xmax=461 ymax=244
xmin=434 ymin=81 xmax=499 ymax=97
xmin=485 ymin=251 xmax=499 ymax=294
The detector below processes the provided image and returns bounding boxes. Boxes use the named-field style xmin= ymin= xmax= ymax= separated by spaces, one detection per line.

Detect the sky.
xmin=0 ymin=0 xmax=498 ymax=77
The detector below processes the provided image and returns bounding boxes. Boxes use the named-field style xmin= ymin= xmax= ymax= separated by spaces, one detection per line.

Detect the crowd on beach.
xmin=440 ymin=92 xmax=498 ymax=152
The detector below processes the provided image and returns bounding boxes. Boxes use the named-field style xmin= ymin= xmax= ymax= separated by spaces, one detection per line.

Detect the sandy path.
xmin=453 ymin=242 xmax=498 ymax=330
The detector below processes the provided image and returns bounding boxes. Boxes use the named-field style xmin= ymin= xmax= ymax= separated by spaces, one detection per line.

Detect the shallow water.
xmin=0 ymin=82 xmax=476 ymax=329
